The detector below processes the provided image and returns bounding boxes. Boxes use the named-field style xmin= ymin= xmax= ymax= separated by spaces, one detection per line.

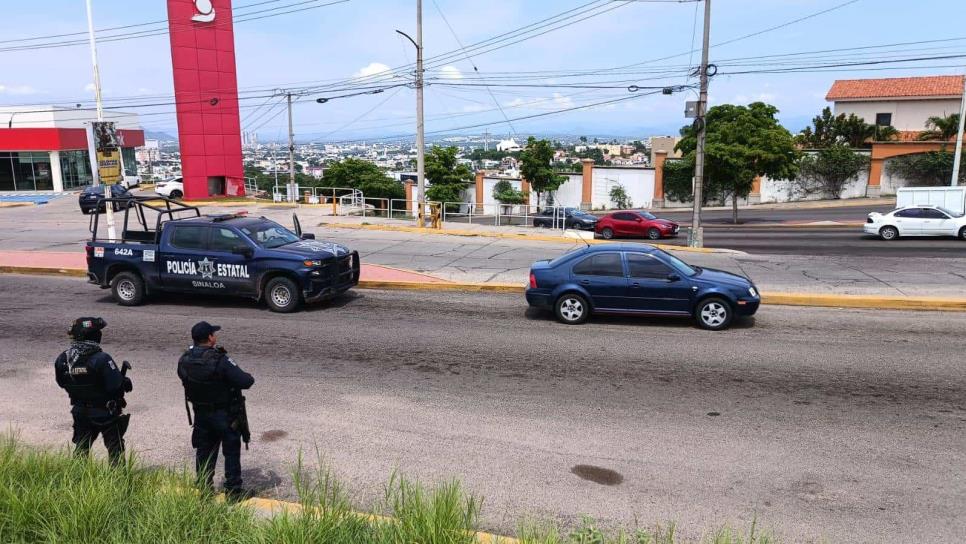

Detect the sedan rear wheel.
xmin=879 ymin=226 xmax=899 ymax=241
xmin=647 ymin=228 xmax=661 ymax=240
xmin=600 ymin=227 xmax=614 ymax=240
xmin=555 ymin=293 xmax=589 ymax=325
xmin=959 ymin=226 xmax=966 ymax=241
xmin=695 ymin=297 xmax=732 ymax=331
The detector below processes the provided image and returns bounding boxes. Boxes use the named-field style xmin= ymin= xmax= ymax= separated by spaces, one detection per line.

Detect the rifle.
xmin=229 ymin=394 xmax=251 ymax=450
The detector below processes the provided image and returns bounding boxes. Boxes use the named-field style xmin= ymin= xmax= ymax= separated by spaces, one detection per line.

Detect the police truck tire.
xmin=265 ymin=277 xmax=301 ymax=313
xmin=111 ymin=271 xmax=145 ymax=306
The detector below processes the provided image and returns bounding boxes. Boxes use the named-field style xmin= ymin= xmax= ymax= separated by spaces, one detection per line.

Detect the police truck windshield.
xmin=240 ymin=222 xmax=299 ymax=249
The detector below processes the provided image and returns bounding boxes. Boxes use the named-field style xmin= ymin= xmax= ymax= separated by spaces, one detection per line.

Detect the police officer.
xmin=54 ymin=317 xmax=132 ymax=465
xmin=177 ymin=321 xmax=254 ymax=495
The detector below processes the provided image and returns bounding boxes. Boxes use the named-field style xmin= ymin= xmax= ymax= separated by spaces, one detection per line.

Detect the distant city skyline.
xmin=0 ymin=0 xmax=963 ymax=140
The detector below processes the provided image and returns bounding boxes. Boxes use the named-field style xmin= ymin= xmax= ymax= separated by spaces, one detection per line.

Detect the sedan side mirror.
xmin=667 ymin=273 xmax=681 ymax=282
xmin=232 ymin=245 xmax=254 ymax=258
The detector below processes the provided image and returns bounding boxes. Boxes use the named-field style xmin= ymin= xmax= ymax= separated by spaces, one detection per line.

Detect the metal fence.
xmin=271 ymin=184 xmax=362 ymax=207
xmin=440 ymin=202 xmax=576 ymax=229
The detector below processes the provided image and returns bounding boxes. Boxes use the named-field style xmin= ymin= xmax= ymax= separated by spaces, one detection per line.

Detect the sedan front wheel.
xmin=695 ymin=297 xmax=733 ymax=331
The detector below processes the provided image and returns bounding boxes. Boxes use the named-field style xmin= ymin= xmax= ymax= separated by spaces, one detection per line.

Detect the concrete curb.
xmin=319 ymin=222 xmax=732 ymax=254
xmin=3 ymin=266 xmax=965 ymax=312
xmin=241 ymin=496 xmax=517 ymax=543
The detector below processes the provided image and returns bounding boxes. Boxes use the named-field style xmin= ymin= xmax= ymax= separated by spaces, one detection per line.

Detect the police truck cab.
xmin=86 ymin=197 xmax=359 ymax=312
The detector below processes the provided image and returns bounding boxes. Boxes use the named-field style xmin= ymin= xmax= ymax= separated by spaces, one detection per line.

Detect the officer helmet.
xmin=69 ymin=317 xmax=107 ymax=342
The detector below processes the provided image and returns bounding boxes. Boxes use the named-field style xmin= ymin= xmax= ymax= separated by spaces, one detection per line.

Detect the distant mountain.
xmin=144 ymin=130 xmax=177 ymax=141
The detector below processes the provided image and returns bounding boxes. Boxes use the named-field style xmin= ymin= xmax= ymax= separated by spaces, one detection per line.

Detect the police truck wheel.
xmin=265 ymin=277 xmax=301 ymax=313
xmin=111 ymin=271 xmax=144 ymax=306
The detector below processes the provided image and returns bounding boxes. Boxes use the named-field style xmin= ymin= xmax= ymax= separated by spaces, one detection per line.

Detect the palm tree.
xmin=918 ymin=114 xmax=960 ymax=141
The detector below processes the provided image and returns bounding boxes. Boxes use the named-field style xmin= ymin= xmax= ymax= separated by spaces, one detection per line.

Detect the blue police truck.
xmin=86 ymin=197 xmax=359 ymax=313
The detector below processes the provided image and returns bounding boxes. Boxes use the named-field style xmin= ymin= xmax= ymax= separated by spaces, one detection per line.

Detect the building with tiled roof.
xmin=826 ymin=75 xmax=964 ymax=133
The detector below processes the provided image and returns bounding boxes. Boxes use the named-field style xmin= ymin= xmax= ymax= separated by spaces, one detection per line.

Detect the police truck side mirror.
xmin=232 ymin=245 xmax=253 ymax=258
xmin=300 ymin=233 xmax=316 ymax=240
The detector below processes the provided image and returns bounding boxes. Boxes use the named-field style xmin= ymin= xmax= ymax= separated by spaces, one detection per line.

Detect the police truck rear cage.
xmin=89 ymin=196 xmax=201 ymax=244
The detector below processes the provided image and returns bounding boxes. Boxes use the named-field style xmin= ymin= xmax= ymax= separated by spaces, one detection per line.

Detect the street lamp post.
xmin=396 ymin=2 xmax=425 ymax=227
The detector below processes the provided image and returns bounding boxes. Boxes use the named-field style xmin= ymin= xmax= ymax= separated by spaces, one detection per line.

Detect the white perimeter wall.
xmin=591 ymin=167 xmax=654 ymax=209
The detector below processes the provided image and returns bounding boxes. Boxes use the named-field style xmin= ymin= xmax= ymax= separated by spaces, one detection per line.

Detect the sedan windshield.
xmin=637 ymin=211 xmax=657 ymax=220
xmin=240 ymin=221 xmax=300 ymax=249
xmin=654 ymin=249 xmax=697 ymax=276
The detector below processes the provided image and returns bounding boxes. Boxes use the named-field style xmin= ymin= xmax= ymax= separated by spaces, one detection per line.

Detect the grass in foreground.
xmin=0 ymin=438 xmax=777 ymax=543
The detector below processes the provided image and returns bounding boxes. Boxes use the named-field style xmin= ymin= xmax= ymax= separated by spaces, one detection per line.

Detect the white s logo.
xmin=192 ymin=0 xmax=216 ymax=23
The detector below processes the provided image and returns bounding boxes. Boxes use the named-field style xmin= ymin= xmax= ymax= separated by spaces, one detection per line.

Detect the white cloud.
xmin=84 ymin=83 xmax=96 ymax=93
xmin=353 ymin=62 xmax=391 ymax=79
xmin=733 ymin=92 xmax=777 ymax=104
xmin=552 ymin=93 xmax=573 ymax=109
xmin=438 ymin=65 xmax=463 ymax=80
xmin=0 ymin=84 xmax=36 ymax=95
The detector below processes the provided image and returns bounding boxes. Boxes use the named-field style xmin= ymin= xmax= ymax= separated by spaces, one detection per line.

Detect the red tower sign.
xmin=166 ymin=0 xmax=245 ymax=199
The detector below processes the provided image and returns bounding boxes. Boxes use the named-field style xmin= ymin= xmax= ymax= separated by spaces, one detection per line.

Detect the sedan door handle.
xmin=579 ymin=279 xmax=591 ymax=285
xmin=630 ymin=282 xmax=640 ymax=288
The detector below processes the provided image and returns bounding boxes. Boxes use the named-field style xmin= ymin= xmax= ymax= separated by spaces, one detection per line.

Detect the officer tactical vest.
xmin=180 ymin=348 xmax=234 ymax=406
xmin=62 ymin=351 xmax=105 ymax=404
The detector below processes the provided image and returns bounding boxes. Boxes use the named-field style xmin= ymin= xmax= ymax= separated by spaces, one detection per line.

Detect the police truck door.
xmin=206 ymin=226 xmax=256 ymax=295
xmin=160 ymin=225 xmax=210 ymax=291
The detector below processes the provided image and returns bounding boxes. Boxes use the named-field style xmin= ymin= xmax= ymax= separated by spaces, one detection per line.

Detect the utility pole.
xmin=689 ymin=0 xmax=711 ymax=248
xmin=415 ymin=0 xmax=426 ymax=227
xmin=951 ymin=73 xmax=966 ymax=187
xmin=396 ymin=3 xmax=426 ymax=227
xmin=85 ymin=0 xmax=116 ymax=241
xmin=287 ymin=92 xmax=297 ymax=202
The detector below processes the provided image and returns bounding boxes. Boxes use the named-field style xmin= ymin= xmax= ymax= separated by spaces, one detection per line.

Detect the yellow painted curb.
xmin=321 ymin=222 xmax=723 ymax=254
xmin=0 ymin=266 xmax=87 ymax=277
xmin=0 ymin=202 xmax=35 ymax=208
xmin=760 ymin=292 xmax=966 ymax=312
xmin=241 ymin=496 xmax=518 ymax=543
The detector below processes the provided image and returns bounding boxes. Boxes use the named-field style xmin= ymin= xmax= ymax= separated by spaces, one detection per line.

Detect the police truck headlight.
xmin=748 ymin=287 xmax=759 ymax=298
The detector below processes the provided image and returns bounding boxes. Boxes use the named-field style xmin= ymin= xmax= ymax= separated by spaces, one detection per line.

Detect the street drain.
xmin=570 ymin=465 xmax=623 ymax=486
xmin=260 ymin=430 xmax=288 ymax=442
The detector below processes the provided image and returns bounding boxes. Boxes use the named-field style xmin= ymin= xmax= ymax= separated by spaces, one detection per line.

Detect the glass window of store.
xmin=2 ymin=152 xmax=54 ymax=192
xmin=60 ymin=150 xmax=94 ymax=189
xmin=121 ymin=147 xmax=138 ymax=177
xmin=0 ymin=153 xmax=14 ymax=191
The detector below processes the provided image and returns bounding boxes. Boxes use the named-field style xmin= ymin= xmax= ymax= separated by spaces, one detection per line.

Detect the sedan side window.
xmin=613 ymin=213 xmax=635 ymax=221
xmin=894 ymin=209 xmax=921 ymax=218
xmin=920 ymin=208 xmax=948 ymax=219
xmin=626 ymin=253 xmax=673 ymax=279
xmin=573 ymin=253 xmax=624 ymax=277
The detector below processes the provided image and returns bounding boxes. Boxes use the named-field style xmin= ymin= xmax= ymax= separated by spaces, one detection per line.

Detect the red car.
xmin=595 ymin=211 xmax=680 ymax=240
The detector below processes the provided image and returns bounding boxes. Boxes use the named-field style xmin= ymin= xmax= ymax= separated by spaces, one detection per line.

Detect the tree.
xmin=797 ymin=106 xmax=898 ymax=148
xmin=579 ymin=136 xmax=587 ymax=143
xmin=676 ymin=102 xmax=800 ymax=223
xmin=576 ymin=147 xmax=607 ymax=165
xmin=519 ymin=137 xmax=564 ymax=209
xmin=320 ymin=157 xmax=404 ymax=201
xmin=887 ymin=150 xmax=966 ymax=186
xmin=492 ymin=179 xmax=525 ymax=207
xmin=609 ymin=184 xmax=632 ymax=209
xmin=918 ymin=114 xmax=960 ymax=141
xmin=793 ymin=144 xmax=870 ymax=199
xmin=425 ymin=146 xmax=473 ymax=206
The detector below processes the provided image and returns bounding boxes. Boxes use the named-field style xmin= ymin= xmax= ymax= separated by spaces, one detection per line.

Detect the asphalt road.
xmin=653 ymin=204 xmax=895 ymax=225
xmin=0 ymin=275 xmax=963 ymax=543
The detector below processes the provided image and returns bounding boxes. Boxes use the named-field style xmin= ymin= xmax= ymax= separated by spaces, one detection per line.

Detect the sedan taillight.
xmin=529 ymin=273 xmax=537 ymax=289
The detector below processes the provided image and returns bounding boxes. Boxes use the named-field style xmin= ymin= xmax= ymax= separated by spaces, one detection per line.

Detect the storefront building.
xmin=0 ymin=106 xmax=144 ymax=192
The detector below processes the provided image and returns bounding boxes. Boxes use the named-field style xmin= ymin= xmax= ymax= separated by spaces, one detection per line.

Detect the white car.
xmin=154 ymin=177 xmax=184 ymax=199
xmin=864 ymin=205 xmax=966 ymax=241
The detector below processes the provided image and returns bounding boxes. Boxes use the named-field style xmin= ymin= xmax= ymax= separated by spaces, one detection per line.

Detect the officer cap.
xmin=191 ymin=321 xmax=221 ymax=344
xmin=69 ymin=317 xmax=107 ymax=340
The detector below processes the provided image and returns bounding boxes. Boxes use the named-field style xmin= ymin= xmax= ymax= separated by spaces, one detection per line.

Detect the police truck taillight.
xmin=529 ymin=273 xmax=537 ymax=289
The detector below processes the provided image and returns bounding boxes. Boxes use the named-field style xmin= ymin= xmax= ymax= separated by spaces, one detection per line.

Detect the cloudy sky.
xmin=0 ymin=0 xmax=963 ymax=141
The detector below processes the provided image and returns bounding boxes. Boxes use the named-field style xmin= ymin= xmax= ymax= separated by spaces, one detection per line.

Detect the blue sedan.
xmin=525 ymin=244 xmax=760 ymax=330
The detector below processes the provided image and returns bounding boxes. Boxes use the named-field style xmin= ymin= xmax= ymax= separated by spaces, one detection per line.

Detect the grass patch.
xmin=0 ymin=438 xmax=779 ymax=543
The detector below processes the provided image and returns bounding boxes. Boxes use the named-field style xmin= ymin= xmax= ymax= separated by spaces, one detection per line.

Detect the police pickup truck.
xmin=86 ymin=197 xmax=359 ymax=312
